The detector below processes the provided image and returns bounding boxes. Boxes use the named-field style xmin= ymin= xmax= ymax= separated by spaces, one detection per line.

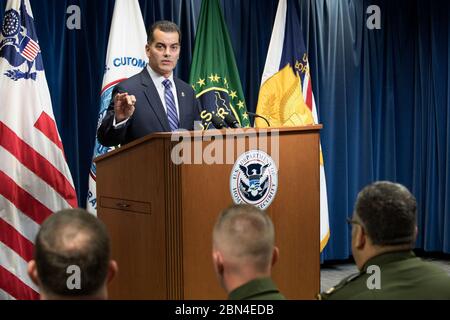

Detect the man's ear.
xmin=354 ymin=225 xmax=366 ymax=249
xmin=271 ymin=247 xmax=279 ymax=267
xmin=27 ymin=260 xmax=40 ymax=286
xmin=212 ymin=251 xmax=224 ymax=276
xmin=107 ymin=260 xmax=118 ymax=284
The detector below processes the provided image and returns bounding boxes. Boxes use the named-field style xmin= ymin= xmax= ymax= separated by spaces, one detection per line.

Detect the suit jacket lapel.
xmin=174 ymin=78 xmax=187 ymax=128
xmin=140 ymin=70 xmax=171 ymax=132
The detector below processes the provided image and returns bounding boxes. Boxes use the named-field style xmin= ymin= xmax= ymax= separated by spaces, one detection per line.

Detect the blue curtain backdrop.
xmin=1 ymin=0 xmax=449 ymax=259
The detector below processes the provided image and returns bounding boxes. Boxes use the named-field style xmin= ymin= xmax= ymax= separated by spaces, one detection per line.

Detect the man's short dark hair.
xmin=355 ymin=181 xmax=417 ymax=246
xmin=34 ymin=208 xmax=111 ymax=297
xmin=147 ymin=20 xmax=181 ymax=44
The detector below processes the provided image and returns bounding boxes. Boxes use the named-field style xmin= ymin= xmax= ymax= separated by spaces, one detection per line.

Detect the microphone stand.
xmin=246 ymin=112 xmax=271 ymax=127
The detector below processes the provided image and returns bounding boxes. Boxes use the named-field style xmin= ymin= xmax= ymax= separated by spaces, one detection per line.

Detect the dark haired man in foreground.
xmin=28 ymin=208 xmax=118 ymax=299
xmin=320 ymin=181 xmax=450 ymax=300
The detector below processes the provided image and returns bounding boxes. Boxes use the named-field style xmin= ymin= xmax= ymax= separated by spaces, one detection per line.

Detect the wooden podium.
xmin=95 ymin=125 xmax=321 ymax=300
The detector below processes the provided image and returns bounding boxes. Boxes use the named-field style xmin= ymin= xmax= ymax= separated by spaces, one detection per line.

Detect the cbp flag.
xmin=189 ymin=0 xmax=250 ymax=130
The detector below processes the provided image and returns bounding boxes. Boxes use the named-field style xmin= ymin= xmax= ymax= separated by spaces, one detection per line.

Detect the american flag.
xmin=19 ymin=36 xmax=40 ymax=62
xmin=0 ymin=0 xmax=77 ymax=300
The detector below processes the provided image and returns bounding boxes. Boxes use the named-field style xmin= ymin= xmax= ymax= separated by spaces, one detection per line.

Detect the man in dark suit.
xmin=97 ymin=20 xmax=200 ymax=147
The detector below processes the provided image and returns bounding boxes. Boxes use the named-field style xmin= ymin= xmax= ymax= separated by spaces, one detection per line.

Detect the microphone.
xmin=211 ymin=114 xmax=226 ymax=129
xmin=246 ymin=111 xmax=271 ymax=127
xmin=223 ymin=113 xmax=241 ymax=128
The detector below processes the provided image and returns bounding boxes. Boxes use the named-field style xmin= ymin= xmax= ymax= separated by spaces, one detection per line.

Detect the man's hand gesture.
xmin=114 ymin=93 xmax=136 ymax=123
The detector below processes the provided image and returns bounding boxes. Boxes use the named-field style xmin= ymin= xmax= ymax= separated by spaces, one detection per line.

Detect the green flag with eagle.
xmin=189 ymin=0 xmax=250 ymax=129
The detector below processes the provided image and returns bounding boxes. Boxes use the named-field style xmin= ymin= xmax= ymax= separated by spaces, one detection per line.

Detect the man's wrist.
xmin=113 ymin=116 xmax=130 ymax=128
xmin=115 ymin=115 xmax=126 ymax=122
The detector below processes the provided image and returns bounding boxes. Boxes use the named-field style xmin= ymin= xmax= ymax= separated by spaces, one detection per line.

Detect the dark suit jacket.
xmin=97 ymin=69 xmax=200 ymax=147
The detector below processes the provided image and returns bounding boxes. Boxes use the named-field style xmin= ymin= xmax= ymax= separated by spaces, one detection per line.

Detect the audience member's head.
xmin=27 ymin=208 xmax=118 ymax=300
xmin=350 ymin=181 xmax=417 ymax=269
xmin=212 ymin=204 xmax=278 ymax=294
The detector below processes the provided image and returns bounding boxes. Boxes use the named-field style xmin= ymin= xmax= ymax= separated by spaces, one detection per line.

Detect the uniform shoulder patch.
xmin=318 ymin=271 xmax=362 ymax=299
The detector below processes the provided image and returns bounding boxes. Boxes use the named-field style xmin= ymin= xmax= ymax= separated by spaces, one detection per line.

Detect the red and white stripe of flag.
xmin=21 ymin=38 xmax=40 ymax=62
xmin=0 ymin=112 xmax=77 ymax=300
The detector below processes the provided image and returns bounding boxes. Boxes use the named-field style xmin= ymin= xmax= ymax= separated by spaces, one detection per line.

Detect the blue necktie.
xmin=162 ymin=79 xmax=179 ymax=131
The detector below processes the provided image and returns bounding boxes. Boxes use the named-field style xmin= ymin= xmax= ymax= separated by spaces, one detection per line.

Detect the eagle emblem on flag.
xmin=0 ymin=3 xmax=43 ymax=81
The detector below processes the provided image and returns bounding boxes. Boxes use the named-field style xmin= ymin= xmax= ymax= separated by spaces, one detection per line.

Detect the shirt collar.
xmin=228 ymin=277 xmax=280 ymax=300
xmin=362 ymin=250 xmax=416 ymax=272
xmin=146 ymin=65 xmax=174 ymax=87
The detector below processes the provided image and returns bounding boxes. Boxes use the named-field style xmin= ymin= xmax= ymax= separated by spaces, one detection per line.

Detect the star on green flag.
xmin=189 ymin=0 xmax=251 ymax=130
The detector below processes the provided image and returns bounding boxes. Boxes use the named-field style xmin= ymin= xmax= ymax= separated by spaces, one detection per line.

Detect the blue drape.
xmin=301 ymin=0 xmax=450 ymax=258
xmin=1 ymin=0 xmax=449 ymax=259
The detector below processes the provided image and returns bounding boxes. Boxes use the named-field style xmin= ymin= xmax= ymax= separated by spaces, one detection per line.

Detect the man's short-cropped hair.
xmin=213 ymin=204 xmax=275 ymax=272
xmin=34 ymin=208 xmax=111 ymax=297
xmin=354 ymin=181 xmax=417 ymax=246
xmin=147 ymin=20 xmax=181 ymax=44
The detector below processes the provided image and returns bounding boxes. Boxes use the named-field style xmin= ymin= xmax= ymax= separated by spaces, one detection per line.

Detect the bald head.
xmin=213 ymin=204 xmax=275 ymax=272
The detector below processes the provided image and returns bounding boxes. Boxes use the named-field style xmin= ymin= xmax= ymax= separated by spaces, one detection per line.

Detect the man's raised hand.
xmin=114 ymin=92 xmax=136 ymax=123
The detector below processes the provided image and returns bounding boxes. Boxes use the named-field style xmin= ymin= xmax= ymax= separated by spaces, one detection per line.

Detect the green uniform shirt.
xmin=228 ymin=277 xmax=286 ymax=300
xmin=320 ymin=251 xmax=450 ymax=300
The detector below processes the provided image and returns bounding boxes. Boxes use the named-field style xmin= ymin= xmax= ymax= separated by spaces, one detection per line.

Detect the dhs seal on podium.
xmin=230 ymin=150 xmax=278 ymax=210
